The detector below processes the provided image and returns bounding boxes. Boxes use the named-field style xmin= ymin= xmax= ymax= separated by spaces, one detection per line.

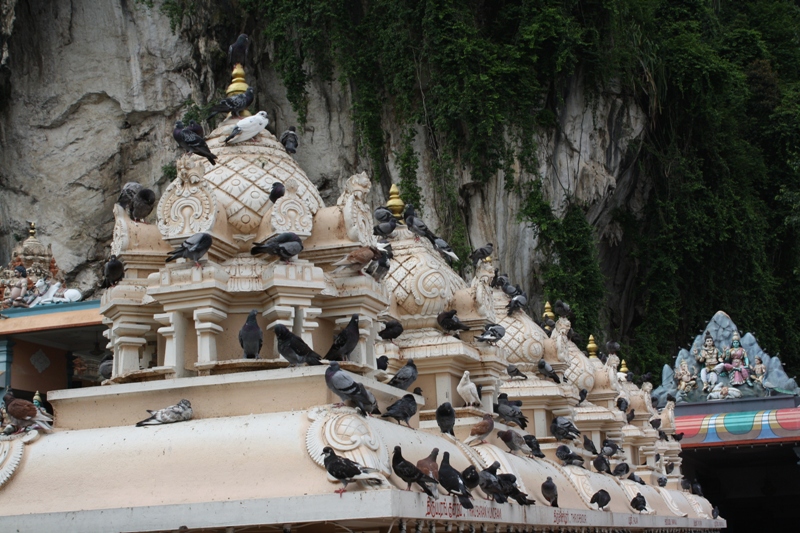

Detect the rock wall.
xmin=0 ymin=0 xmax=647 ymax=337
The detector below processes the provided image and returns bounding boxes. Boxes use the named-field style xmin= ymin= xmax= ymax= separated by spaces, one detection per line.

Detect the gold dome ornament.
xmin=386 ymin=184 xmax=405 ymax=222
xmin=587 ymin=335 xmax=598 ymax=359
xmin=620 ymin=359 xmax=629 ymax=373
xmin=225 ymin=64 xmax=251 ymax=117
xmin=542 ymin=302 xmax=555 ymax=331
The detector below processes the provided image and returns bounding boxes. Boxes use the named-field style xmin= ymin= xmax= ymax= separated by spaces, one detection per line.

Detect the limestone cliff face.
xmin=0 ymin=0 xmax=646 ymax=329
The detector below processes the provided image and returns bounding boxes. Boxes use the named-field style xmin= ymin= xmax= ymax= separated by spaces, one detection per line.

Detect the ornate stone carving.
xmin=493 ymin=290 xmax=546 ymax=366
xmin=554 ymin=317 xmax=571 ymax=363
xmin=0 ymin=430 xmax=40 ymax=489
xmin=565 ymin=343 xmax=597 ymax=393
xmin=157 ymin=158 xmax=216 ymax=238
xmin=655 ymin=487 xmax=688 ymax=517
xmin=270 ymin=178 xmax=313 ymax=237
xmin=306 ymin=406 xmax=390 ymax=476
xmin=470 ymin=260 xmax=497 ymax=323
xmin=337 ymin=171 xmax=375 ymax=246
xmin=222 ymin=256 xmax=268 ymax=292
xmin=110 ymin=205 xmax=128 ymax=257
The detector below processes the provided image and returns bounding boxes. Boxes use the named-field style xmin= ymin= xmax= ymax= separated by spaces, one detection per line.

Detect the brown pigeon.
xmin=416 ymin=448 xmax=440 ymax=481
xmin=464 ymin=413 xmax=494 ymax=445
xmin=3 ymin=391 xmax=53 ymax=433
xmin=332 ymin=246 xmax=382 ymax=274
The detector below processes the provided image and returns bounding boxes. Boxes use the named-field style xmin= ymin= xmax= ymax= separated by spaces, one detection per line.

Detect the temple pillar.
xmin=194 ymin=308 xmax=228 ymax=365
xmin=154 ymin=311 xmax=189 ymax=377
xmin=112 ymin=322 xmax=150 ymax=375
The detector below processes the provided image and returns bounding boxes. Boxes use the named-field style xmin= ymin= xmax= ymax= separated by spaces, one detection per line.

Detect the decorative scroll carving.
xmin=337 ymin=172 xmax=375 ymax=246
xmin=656 ymin=487 xmax=689 ymax=517
xmin=270 ymin=178 xmax=313 ymax=237
xmin=0 ymin=430 xmax=40 ymax=489
xmin=157 ymin=158 xmax=216 ymax=238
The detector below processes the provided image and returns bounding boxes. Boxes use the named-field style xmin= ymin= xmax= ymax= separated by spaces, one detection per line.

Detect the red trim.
xmin=680 ymin=436 xmax=800 ymax=448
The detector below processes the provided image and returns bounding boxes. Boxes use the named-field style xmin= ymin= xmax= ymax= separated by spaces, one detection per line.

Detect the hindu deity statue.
xmin=707 ymin=384 xmax=742 ymax=401
xmin=751 ymin=356 xmax=766 ymax=386
xmin=1 ymin=266 xmax=32 ymax=308
xmin=723 ymin=332 xmax=753 ymax=387
xmin=674 ymin=360 xmax=697 ymax=393
xmin=693 ymin=331 xmax=720 ymax=392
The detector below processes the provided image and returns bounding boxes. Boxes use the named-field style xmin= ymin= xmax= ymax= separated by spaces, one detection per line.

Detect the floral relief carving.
xmin=306 ymin=407 xmax=390 ymax=477
xmin=271 ymin=178 xmax=313 ymax=236
xmin=157 ymin=158 xmax=216 ymax=239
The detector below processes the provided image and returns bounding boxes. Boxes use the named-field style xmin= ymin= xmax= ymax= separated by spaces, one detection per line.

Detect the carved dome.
xmin=492 ymin=290 xmax=547 ymax=365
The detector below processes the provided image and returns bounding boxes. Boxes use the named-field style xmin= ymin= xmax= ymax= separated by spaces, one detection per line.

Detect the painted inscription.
xmin=425 ymin=501 xmax=501 ymax=520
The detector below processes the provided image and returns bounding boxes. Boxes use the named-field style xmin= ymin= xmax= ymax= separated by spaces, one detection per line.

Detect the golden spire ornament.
xmin=620 ymin=359 xmax=629 ymax=373
xmin=386 ymin=184 xmax=405 ymax=222
xmin=225 ymin=64 xmax=251 ymax=117
xmin=543 ymin=302 xmax=555 ymax=330
xmin=587 ymin=335 xmax=598 ymax=359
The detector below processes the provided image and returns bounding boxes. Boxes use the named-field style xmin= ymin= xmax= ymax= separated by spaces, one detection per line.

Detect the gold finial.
xmin=33 ymin=391 xmax=42 ymax=407
xmin=543 ymin=302 xmax=555 ymax=330
xmin=587 ymin=335 xmax=598 ymax=359
xmin=28 ymin=221 xmax=36 ymax=238
xmin=386 ymin=183 xmax=405 ymax=221
xmin=620 ymin=359 xmax=629 ymax=373
xmin=225 ymin=64 xmax=251 ymax=117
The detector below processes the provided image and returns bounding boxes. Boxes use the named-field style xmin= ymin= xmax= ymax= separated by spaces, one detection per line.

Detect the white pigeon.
xmin=457 ymin=370 xmax=481 ymax=408
xmin=135 ymin=399 xmax=193 ymax=427
xmin=224 ymin=111 xmax=269 ymax=144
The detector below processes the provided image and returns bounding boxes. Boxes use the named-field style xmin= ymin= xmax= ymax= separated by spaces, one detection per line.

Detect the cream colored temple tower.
xmin=0 ymin=73 xmax=724 ymax=532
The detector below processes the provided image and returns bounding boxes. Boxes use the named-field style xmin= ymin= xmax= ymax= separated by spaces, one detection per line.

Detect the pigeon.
xmin=172 ymin=121 xmax=217 ymax=165
xmin=456 ymin=370 xmax=482 ymax=407
xmin=165 ymin=232 xmax=213 ymax=267
xmin=224 ymin=111 xmax=269 ymax=144
xmin=496 ymin=472 xmax=536 ymax=505
xmin=403 ymin=204 xmax=436 ymax=241
xmin=593 ymin=454 xmax=611 ymax=474
xmin=207 ymin=87 xmax=255 ymax=119
xmin=468 ymin=243 xmax=493 ymax=267
xmin=325 ymin=361 xmax=378 ymax=416
xmin=523 ymin=434 xmax=546 ymax=458
xmin=280 ymin=126 xmax=299 ymax=153
xmin=628 ymin=472 xmax=645 ymax=485
xmin=438 ymin=452 xmax=473 ymax=509
xmin=556 ymin=444 xmax=585 ymax=467
xmin=672 ymin=432 xmax=684 ymax=442
xmin=497 ymin=430 xmax=533 ymax=456
xmin=655 ymin=453 xmax=661 ymax=463
xmin=495 ymin=393 xmax=528 ymax=429
xmin=250 ymin=232 xmax=304 ymax=262
xmin=461 ymin=465 xmax=480 ymax=490
xmin=373 ymin=217 xmax=397 ymax=238
xmin=325 ymin=314 xmax=360 ymax=361
xmin=658 ymin=430 xmax=668 ymax=441
xmin=117 ymin=182 xmax=156 ymax=222
xmin=435 ymin=402 xmax=456 ymax=436
xmin=606 ymin=340 xmax=620 ymax=354
xmin=376 ymin=355 xmax=389 ymax=371
xmin=506 ymin=363 xmax=526 ymax=380
xmin=541 ymin=477 xmax=558 ymax=507
xmin=413 ymin=387 xmax=423 ymax=396
xmin=274 ymin=324 xmax=322 ymax=366
xmin=374 ymin=205 xmax=394 ymax=223
xmin=2 ymin=391 xmax=54 ymax=433
xmin=332 ymin=246 xmax=382 ymax=274
xmin=506 ymin=292 xmax=528 ymax=315
xmin=433 ymin=237 xmax=459 ymax=264
xmin=601 ymin=439 xmax=621 ymax=456
xmin=631 ymin=493 xmax=647 ymax=513
xmin=537 ymin=359 xmax=561 ymax=383
xmin=578 ymin=388 xmax=588 ymax=404
xmin=680 ymin=478 xmax=692 ymax=491
xmin=591 ymin=489 xmax=611 ymax=511
xmin=665 ymin=461 xmax=675 ymax=474
xmin=101 ymin=255 xmax=125 ymax=288
xmin=269 ymin=182 xmax=285 ymax=203
xmin=612 ymin=462 xmax=630 ymax=477
xmin=464 ymin=413 xmax=494 ymax=445
xmin=650 ymin=418 xmax=662 ymax=430
xmin=657 ymin=476 xmax=667 ymax=487
xmin=98 ymin=354 xmax=113 ymax=380
xmin=626 ymin=409 xmax=635 ymax=424
xmin=437 ymin=310 xmax=470 ymax=336
xmin=188 ymin=120 xmax=205 ymax=138
xmin=554 ymin=299 xmax=571 ymax=317
xmin=712 ymin=506 xmax=719 ymax=519
xmin=239 ymin=310 xmax=263 ymax=359
xmin=691 ymin=479 xmax=704 ymax=497
xmin=378 ymin=320 xmax=403 ymax=343
xmin=583 ymin=435 xmax=598 ymax=455
xmin=476 ymin=323 xmax=505 ymax=344
xmin=667 ymin=393 xmax=677 ymax=403
xmin=228 ymin=33 xmax=249 ymax=66
xmin=322 ymin=446 xmax=384 ymax=497
xmin=365 ymin=249 xmax=391 ymax=282
xmin=616 ymin=397 xmax=629 ymax=413
xmin=388 ymin=359 xmax=418 ymax=390
xmin=416 ymin=448 xmax=440 ymax=481
xmin=392 ymin=446 xmax=438 ymax=498
xmin=550 ymin=416 xmax=580 ymax=441
xmin=135 ymin=399 xmax=193 ymax=427
xmin=479 ymin=462 xmax=508 ymax=503
xmin=381 ymin=394 xmax=417 ymax=427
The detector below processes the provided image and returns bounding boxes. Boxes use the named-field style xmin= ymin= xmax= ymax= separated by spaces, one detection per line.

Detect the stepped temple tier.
xmin=0 ymin=69 xmax=724 ymax=533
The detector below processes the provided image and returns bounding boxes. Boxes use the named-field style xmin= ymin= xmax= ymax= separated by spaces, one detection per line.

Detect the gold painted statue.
xmin=693 ymin=331 xmax=720 ymax=392
xmin=674 ymin=360 xmax=697 ymax=393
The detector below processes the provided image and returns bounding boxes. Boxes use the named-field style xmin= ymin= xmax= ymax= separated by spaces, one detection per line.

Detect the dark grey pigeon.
xmin=583 ymin=435 xmax=598 ymax=455
xmin=578 ymin=388 xmax=588 ymax=404
xmin=650 ymin=418 xmax=662 ymax=430
xmin=554 ymin=299 xmax=571 ymax=317
xmin=365 ymin=250 xmax=391 ymax=282
xmin=665 ymin=461 xmax=674 ymax=474
xmin=165 ymin=232 xmax=213 ymax=267
xmin=627 ymin=409 xmax=635 ymax=424
xmin=606 ymin=340 xmax=620 ymax=354
xmin=435 ymin=402 xmax=455 ymax=436
xmin=207 ymin=87 xmax=255 ymax=119
xmin=617 ymin=397 xmax=629 ymax=412
xmin=681 ymin=478 xmax=692 ymax=491
xmin=541 ymin=476 xmax=558 ymax=507
xmin=438 ymin=452 xmax=473 ymax=509
xmin=523 ymin=434 xmax=546 ymax=458
xmin=376 ymin=355 xmax=389 ymax=371
xmin=378 ymin=320 xmax=403 ymax=342
xmin=437 ymin=310 xmax=469 ymax=335
xmin=98 ymin=354 xmax=113 ymax=380
xmin=550 ymin=416 xmax=580 ymax=441
xmin=506 ymin=292 xmax=527 ymax=315
xmin=374 ymin=205 xmax=394 ymax=223
xmin=712 ymin=506 xmax=719 ymax=519
xmin=188 ymin=120 xmax=204 ymax=138
xmin=491 ymin=271 xmax=510 ymax=289
xmin=497 ymin=473 xmax=536 ymax=505
xmin=381 ymin=394 xmax=417 ymax=427
xmin=269 ymin=182 xmax=285 ymax=203
xmin=631 ymin=493 xmax=647 ymax=513
xmin=280 ymin=126 xmax=299 ymax=154
xmin=173 ymin=121 xmax=217 ymax=165
xmin=657 ymin=476 xmax=667 ymax=487
xmin=392 ymin=446 xmax=438 ymax=498
xmin=412 ymin=386 xmax=423 ymax=396
xmin=101 ymin=255 xmax=124 ymax=288
xmin=502 ymin=282 xmax=520 ymax=297
xmin=495 ymin=393 xmax=528 ymax=429
xmin=506 ymin=363 xmax=527 ymax=380
xmin=538 ymin=359 xmax=561 ymax=383
xmin=321 ymin=446 xmax=384 ymax=497
xmin=461 ymin=465 xmax=480 ymax=490
xmin=555 ymin=445 xmax=584 ymax=467
xmin=601 ymin=439 xmax=621 ymax=457
xmin=373 ymin=217 xmax=397 ymax=238
xmin=476 ymin=323 xmax=505 ymax=344
xmin=239 ymin=310 xmax=263 ymax=359
xmin=325 ymin=314 xmax=359 ymax=361
xmin=612 ymin=462 xmax=630 ymax=477
xmin=628 ymin=472 xmax=645 ymax=485
xmin=691 ymin=479 xmax=704 ymax=497
xmin=117 ymin=182 xmax=156 ymax=222
xmin=498 ymin=430 xmax=533 ymax=456
xmin=478 ymin=462 xmax=507 ymax=503
xmin=593 ymin=454 xmax=611 ymax=474
xmin=403 ymin=204 xmax=436 ymax=241
xmin=228 ymin=34 xmax=249 ymax=66
xmin=387 ymin=359 xmax=417 ymax=390
xmin=325 ymin=361 xmax=377 ymax=416
xmin=251 ymin=232 xmax=303 ymax=262
xmin=590 ymin=489 xmax=610 ymax=511
xmin=469 ymin=242 xmax=493 ymax=267
xmin=433 ymin=237 xmax=459 ymax=264
xmin=673 ymin=432 xmax=684 ymax=442
xmin=274 ymin=323 xmax=321 ymax=366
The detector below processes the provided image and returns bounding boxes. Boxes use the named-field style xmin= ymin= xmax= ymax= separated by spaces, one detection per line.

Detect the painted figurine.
xmin=752 ymin=356 xmax=766 ymax=386
xmin=2 ymin=266 xmax=30 ymax=308
xmin=694 ymin=331 xmax=720 ymax=392
xmin=674 ymin=360 xmax=697 ymax=393
xmin=723 ymin=332 xmax=753 ymax=387
xmin=707 ymin=384 xmax=742 ymax=401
